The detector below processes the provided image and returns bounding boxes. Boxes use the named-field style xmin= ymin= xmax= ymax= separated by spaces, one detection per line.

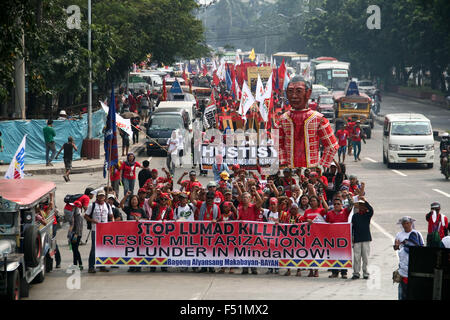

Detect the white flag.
xmin=255 ymin=74 xmax=265 ymax=103
xmin=255 ymin=55 xmax=260 ymax=66
xmin=5 ymin=135 xmax=27 ymax=179
xmin=100 ymin=101 xmax=133 ymax=137
xmin=235 ymin=52 xmax=241 ymax=66
xmin=217 ymin=59 xmax=226 ymax=81
xmin=259 ymin=73 xmax=273 ymax=122
xmin=263 ymin=73 xmax=273 ymax=100
xmin=238 ymin=81 xmax=256 ymax=120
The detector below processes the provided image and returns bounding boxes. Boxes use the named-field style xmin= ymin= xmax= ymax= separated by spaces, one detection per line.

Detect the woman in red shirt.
xmin=110 ymin=163 xmax=121 ymax=197
xmin=304 ymin=195 xmax=328 ymax=278
xmin=327 ymin=198 xmax=351 ymax=279
xmin=120 ymin=153 xmax=141 ymax=196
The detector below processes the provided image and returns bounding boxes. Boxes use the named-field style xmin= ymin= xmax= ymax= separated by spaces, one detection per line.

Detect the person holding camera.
xmin=84 ymin=191 xmax=114 ymax=274
xmin=393 ymin=216 xmax=424 ymax=300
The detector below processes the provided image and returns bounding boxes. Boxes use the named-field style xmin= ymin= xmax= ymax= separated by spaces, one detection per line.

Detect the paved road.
xmin=22 ymin=94 xmax=449 ymax=300
xmin=381 ymin=93 xmax=450 ymax=132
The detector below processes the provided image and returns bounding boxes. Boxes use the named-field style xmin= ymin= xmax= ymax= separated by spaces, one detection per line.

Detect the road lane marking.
xmin=365 ymin=157 xmax=377 ymax=163
xmin=392 ymin=170 xmax=407 ymax=177
xmin=370 ymin=220 xmax=399 ymax=263
xmin=371 ymin=220 xmax=395 ymax=243
xmin=433 ymin=189 xmax=450 ymax=198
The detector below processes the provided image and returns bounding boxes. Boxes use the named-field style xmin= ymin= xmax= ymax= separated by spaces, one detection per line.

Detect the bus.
xmin=313 ymin=61 xmax=350 ymax=91
xmin=273 ymin=52 xmax=308 ymax=67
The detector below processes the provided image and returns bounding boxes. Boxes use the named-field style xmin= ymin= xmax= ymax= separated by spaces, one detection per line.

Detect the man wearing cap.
xmin=219 ymin=171 xmax=232 ymax=189
xmin=107 ymin=194 xmax=123 ymax=221
xmin=174 ymin=193 xmax=195 ymax=221
xmin=394 ymin=216 xmax=424 ymax=300
xmin=177 ymin=171 xmax=199 ymax=193
xmin=148 ymin=189 xmax=174 ymax=221
xmin=84 ymin=190 xmax=114 ymax=273
xmin=351 ymin=196 xmax=374 ymax=280
xmin=425 ymin=202 xmax=448 ymax=247
xmin=278 ymin=76 xmax=338 ymax=169
xmin=57 ymin=110 xmax=68 ymax=120
xmin=207 ymin=181 xmax=224 ymax=205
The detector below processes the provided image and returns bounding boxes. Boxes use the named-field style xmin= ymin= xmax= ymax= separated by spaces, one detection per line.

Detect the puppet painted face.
xmin=286 ymin=81 xmax=311 ymax=110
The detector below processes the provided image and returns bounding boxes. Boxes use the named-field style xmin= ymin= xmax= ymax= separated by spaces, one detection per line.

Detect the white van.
xmin=382 ymin=113 xmax=435 ymax=168
xmin=157 ymin=101 xmax=195 ymax=130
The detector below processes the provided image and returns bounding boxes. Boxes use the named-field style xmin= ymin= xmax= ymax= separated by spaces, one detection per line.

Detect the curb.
xmin=385 ymin=92 xmax=450 ymax=110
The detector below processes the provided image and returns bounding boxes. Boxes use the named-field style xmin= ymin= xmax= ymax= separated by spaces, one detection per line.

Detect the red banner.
xmin=95 ymin=221 xmax=352 ymax=269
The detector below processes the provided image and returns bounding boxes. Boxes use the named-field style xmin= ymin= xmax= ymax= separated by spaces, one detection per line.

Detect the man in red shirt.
xmin=190 ymin=190 xmax=221 ymax=273
xmin=177 ymin=170 xmax=198 ymax=193
xmin=326 ymin=198 xmax=351 ymax=279
xmin=336 ymin=128 xmax=349 ymax=163
xmin=345 ymin=118 xmax=355 ymax=156
xmin=206 ymin=181 xmax=224 ymax=206
xmin=351 ymin=121 xmax=365 ymax=162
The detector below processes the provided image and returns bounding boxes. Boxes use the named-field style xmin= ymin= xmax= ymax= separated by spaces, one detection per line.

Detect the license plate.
xmin=406 ymin=158 xmax=417 ymax=163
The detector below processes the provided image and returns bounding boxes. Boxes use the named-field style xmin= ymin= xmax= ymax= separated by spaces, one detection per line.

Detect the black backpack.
xmin=64 ymin=194 xmax=83 ymax=204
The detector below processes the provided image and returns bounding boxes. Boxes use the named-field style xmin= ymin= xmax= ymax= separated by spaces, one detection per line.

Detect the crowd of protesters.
xmin=67 ymin=157 xmax=378 ymax=279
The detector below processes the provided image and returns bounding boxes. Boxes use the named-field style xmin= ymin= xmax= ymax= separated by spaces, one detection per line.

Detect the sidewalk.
xmin=0 ymin=134 xmax=145 ymax=176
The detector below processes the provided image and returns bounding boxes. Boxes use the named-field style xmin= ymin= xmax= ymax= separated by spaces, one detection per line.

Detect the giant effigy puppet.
xmin=278 ymin=76 xmax=338 ymax=168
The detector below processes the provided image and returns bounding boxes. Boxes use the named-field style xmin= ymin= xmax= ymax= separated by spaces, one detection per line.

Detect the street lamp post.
xmin=87 ymin=0 xmax=92 ymax=139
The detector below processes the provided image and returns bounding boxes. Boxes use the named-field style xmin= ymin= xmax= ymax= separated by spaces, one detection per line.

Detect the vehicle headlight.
xmin=389 ymin=144 xmax=400 ymax=151
xmin=424 ymin=144 xmax=434 ymax=151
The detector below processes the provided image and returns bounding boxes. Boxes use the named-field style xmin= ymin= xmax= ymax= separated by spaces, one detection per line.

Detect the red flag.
xmin=278 ymin=59 xmax=287 ymax=90
xmin=162 ymin=78 xmax=167 ymax=101
xmin=202 ymin=63 xmax=208 ymax=77
xmin=182 ymin=67 xmax=188 ymax=83
xmin=209 ymin=90 xmax=216 ymax=106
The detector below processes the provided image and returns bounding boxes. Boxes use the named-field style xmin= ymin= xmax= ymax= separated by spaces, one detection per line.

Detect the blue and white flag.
xmin=5 ymin=135 xmax=27 ymax=179
xmin=104 ymin=86 xmax=119 ymax=178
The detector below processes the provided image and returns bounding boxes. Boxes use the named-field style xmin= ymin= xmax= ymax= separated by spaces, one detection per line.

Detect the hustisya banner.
xmin=95 ymin=221 xmax=352 ymax=269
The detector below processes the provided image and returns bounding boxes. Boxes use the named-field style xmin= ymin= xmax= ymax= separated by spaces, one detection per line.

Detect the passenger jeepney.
xmin=333 ymin=90 xmax=374 ymax=139
xmin=0 ymin=179 xmax=57 ymax=300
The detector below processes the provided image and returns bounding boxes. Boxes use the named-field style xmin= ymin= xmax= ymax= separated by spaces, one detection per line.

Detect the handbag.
xmin=392 ymin=269 xmax=402 ymax=283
